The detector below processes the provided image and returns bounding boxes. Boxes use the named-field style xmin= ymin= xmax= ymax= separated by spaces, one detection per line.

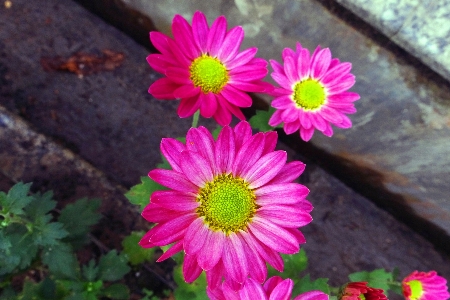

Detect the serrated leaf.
xmin=101 ymin=283 xmax=130 ymax=299
xmin=58 ymin=198 xmax=101 ymax=247
xmin=32 ymin=220 xmax=69 ymax=246
xmin=97 ymin=250 xmax=130 ymax=282
xmin=268 ymin=248 xmax=308 ymax=279
xmin=348 ymin=269 xmax=393 ymax=292
xmin=23 ymin=191 xmax=56 ymax=222
xmin=82 ymin=259 xmax=99 ymax=281
xmin=249 ymin=108 xmax=278 ymax=132
xmin=173 ymin=264 xmax=208 ymax=300
xmin=122 ymin=231 xmax=155 ymax=266
xmin=8 ymin=232 xmax=38 ymax=271
xmin=125 ymin=176 xmax=166 ymax=212
xmin=292 ymin=274 xmax=330 ymax=296
xmin=0 ymin=182 xmax=33 ymax=215
xmin=41 ymin=242 xmax=79 ymax=280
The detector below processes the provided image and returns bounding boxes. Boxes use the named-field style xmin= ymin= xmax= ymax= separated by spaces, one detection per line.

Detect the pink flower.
xmin=207 ymin=276 xmax=329 ymax=300
xmin=139 ymin=121 xmax=312 ymax=290
xmin=147 ymin=11 xmax=272 ymax=126
xmin=269 ymin=42 xmax=359 ymax=141
xmin=402 ymin=271 xmax=450 ymax=300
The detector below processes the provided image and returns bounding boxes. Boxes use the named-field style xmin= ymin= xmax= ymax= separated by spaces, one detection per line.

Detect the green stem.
xmin=191 ymin=110 xmax=200 ymax=128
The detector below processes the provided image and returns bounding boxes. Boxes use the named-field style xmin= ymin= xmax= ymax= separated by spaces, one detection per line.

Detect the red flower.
xmin=339 ymin=282 xmax=387 ymax=300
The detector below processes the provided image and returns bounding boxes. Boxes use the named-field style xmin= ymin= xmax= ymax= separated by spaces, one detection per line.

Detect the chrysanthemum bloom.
xmin=339 ymin=282 xmax=387 ymax=300
xmin=207 ymin=276 xmax=329 ymax=300
xmin=268 ymin=42 xmax=359 ymax=141
xmin=402 ymin=271 xmax=450 ymax=300
xmin=147 ymin=11 xmax=272 ymax=126
xmin=139 ymin=121 xmax=312 ymax=290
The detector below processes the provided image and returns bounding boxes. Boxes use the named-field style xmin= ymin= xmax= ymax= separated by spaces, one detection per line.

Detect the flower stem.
xmin=192 ymin=110 xmax=200 ymax=128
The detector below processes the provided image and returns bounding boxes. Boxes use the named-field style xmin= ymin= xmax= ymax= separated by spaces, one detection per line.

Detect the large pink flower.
xmin=139 ymin=121 xmax=312 ymax=290
xmin=147 ymin=11 xmax=272 ymax=126
xmin=207 ymin=276 xmax=329 ymax=300
xmin=402 ymin=271 xmax=450 ymax=300
xmin=269 ymin=42 xmax=359 ymax=141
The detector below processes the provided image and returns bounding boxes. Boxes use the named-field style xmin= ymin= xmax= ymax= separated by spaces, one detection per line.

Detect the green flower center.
xmin=292 ymin=79 xmax=326 ymax=110
xmin=189 ymin=54 xmax=229 ymax=94
xmin=359 ymin=294 xmax=366 ymax=300
xmin=407 ymin=280 xmax=424 ymax=300
xmin=196 ymin=173 xmax=257 ymax=234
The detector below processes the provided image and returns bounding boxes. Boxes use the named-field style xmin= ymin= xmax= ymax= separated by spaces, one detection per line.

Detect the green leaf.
xmin=58 ymin=198 xmax=101 ymax=247
xmin=348 ymin=269 xmax=393 ymax=292
xmin=173 ymin=264 xmax=208 ymax=300
xmin=32 ymin=219 xmax=69 ymax=246
xmin=41 ymin=242 xmax=79 ymax=280
xmin=7 ymin=232 xmax=38 ymax=271
xmin=268 ymin=248 xmax=308 ymax=279
xmin=0 ymin=182 xmax=33 ymax=215
xmin=24 ymin=190 xmax=56 ymax=222
xmin=82 ymin=259 xmax=100 ymax=281
xmin=249 ymin=107 xmax=278 ymax=132
xmin=125 ymin=176 xmax=166 ymax=212
xmin=292 ymin=274 xmax=330 ymax=296
xmin=122 ymin=231 xmax=155 ymax=266
xmin=101 ymin=283 xmax=130 ymax=299
xmin=97 ymin=250 xmax=131 ymax=282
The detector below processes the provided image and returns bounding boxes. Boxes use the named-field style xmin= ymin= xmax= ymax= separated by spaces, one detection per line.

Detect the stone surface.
xmin=78 ymin=0 xmax=450 ymax=251
xmin=335 ymin=0 xmax=450 ymax=81
xmin=1 ymin=0 xmax=450 ymax=297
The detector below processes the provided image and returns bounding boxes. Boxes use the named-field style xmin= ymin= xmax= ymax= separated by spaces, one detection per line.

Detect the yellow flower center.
xmin=359 ymin=294 xmax=366 ymax=300
xmin=196 ymin=173 xmax=257 ymax=234
xmin=407 ymin=280 xmax=424 ymax=300
xmin=189 ymin=54 xmax=229 ymax=94
xmin=292 ymin=79 xmax=326 ymax=110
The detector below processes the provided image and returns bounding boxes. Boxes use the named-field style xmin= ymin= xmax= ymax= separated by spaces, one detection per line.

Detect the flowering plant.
xmin=127 ymin=10 xmax=450 ymax=300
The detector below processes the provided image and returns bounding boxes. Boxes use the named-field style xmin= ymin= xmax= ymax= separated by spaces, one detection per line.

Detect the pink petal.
xmin=165 ymin=67 xmax=191 ymax=85
xmin=215 ymin=125 xmax=236 ymax=173
xmin=221 ymin=98 xmax=246 ymax=121
xmin=300 ymin=127 xmax=315 ymax=141
xmin=336 ymin=114 xmax=352 ymax=128
xmin=149 ymin=169 xmax=198 ymax=193
xmin=280 ymin=106 xmax=299 ymax=123
xmin=255 ymin=183 xmax=309 ymax=205
xmin=180 ymin=150 xmax=214 ymax=186
xmin=310 ymin=113 xmax=327 ymax=131
xmin=321 ymin=62 xmax=352 ymax=85
xmin=310 ymin=48 xmax=331 ymax=80
xmin=218 ymin=26 xmax=244 ymax=62
xmin=327 ymin=91 xmax=360 ymax=102
xmin=192 ymin=11 xmax=209 ymax=51
xmin=262 ymin=131 xmax=278 ymax=155
xmin=139 ymin=230 xmax=155 ymax=248
xmin=177 ymin=96 xmax=201 ymax=118
xmin=229 ymin=81 xmax=274 ymax=93
xmin=147 ymin=54 xmax=172 ymax=74
xmin=213 ymin=95 xmax=233 ymax=126
xmin=233 ymin=121 xmax=252 ymax=151
xmin=322 ymin=123 xmax=334 ymax=137
xmin=271 ymin=73 xmax=293 ymax=90
xmin=284 ymin=55 xmax=300 ymax=83
xmin=327 ymin=74 xmax=355 ymax=95
xmin=249 ymin=217 xmax=299 ymax=254
xmin=269 ymin=279 xmax=294 ymax=300
xmin=284 ymin=121 xmax=300 ymax=135
xmin=287 ymin=228 xmax=307 ymax=244
xmin=206 ymin=260 xmax=225 ymax=290
xmin=263 ymin=276 xmax=284 ymax=294
xmin=297 ymin=48 xmax=311 ymax=79
xmin=270 ymin=59 xmax=285 ymax=75
xmin=186 ymin=126 xmax=216 ymax=172
xmin=183 ymin=253 xmax=203 ymax=283
xmin=200 ymin=92 xmax=218 ymax=118
xmin=267 ymin=161 xmax=306 ymax=184
xmin=240 ymin=278 xmax=268 ymax=300
xmin=221 ymin=85 xmax=253 ymax=107
xmin=226 ymin=47 xmax=258 ymax=69
xmin=221 ymin=280 xmax=242 ymax=300
xmin=141 ymin=203 xmax=183 ymax=223
xmin=240 ymin=233 xmax=267 ymax=283
xmin=150 ymin=190 xmax=198 ymax=211
xmin=257 ymin=205 xmax=313 ymax=228
xmin=293 ymin=291 xmax=329 ymax=300
xmin=172 ymin=14 xmax=199 ymax=60
xmin=272 ymin=95 xmax=294 ymax=109
xmin=299 ymin=110 xmax=312 ymax=129
xmin=282 ymin=47 xmax=296 ymax=60
xmin=184 ymin=218 xmax=209 ymax=256
xmin=233 ymin=132 xmax=265 ymax=177
xmin=268 ymin=109 xmax=284 ymax=127
xmin=197 ymin=230 xmax=226 ymax=270
xmin=223 ymin=233 xmax=249 ymax=284
xmin=173 ymin=84 xmax=201 ymax=99
xmin=150 ymin=31 xmax=172 ymax=56
xmin=149 ymin=213 xmax=196 ymax=245
xmin=230 ymin=64 xmax=268 ymax=81
xmin=207 ymin=16 xmax=227 ymax=57
xmin=240 ymin=231 xmax=284 ymax=272
xmin=167 ymin=38 xmax=192 ymax=68
xmin=156 ymin=241 xmax=184 ymax=262
xmin=160 ymin=137 xmax=185 ymax=172
xmin=245 ymin=151 xmax=287 ymax=189
xmin=319 ymin=106 xmax=344 ymax=124
xmin=149 ymin=77 xmax=179 ymax=99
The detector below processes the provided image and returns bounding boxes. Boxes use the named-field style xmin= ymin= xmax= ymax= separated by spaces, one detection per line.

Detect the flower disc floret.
xmin=147 ymin=11 xmax=273 ymax=126
xmin=402 ymin=271 xmax=450 ymax=300
xmin=139 ymin=121 xmax=312 ymax=290
xmin=269 ymin=42 xmax=359 ymax=141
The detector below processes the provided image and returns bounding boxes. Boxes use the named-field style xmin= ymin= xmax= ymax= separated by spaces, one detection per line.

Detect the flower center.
xmin=189 ymin=54 xmax=229 ymax=94
xmin=358 ymin=294 xmax=366 ymax=300
xmin=292 ymin=79 xmax=326 ymax=110
xmin=407 ymin=280 xmax=423 ymax=300
xmin=196 ymin=173 xmax=257 ymax=234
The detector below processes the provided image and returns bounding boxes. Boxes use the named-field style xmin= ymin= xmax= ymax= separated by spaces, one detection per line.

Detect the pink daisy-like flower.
xmin=207 ymin=276 xmax=329 ymax=300
xmin=147 ymin=11 xmax=272 ymax=126
xmin=402 ymin=271 xmax=450 ymax=300
xmin=269 ymin=42 xmax=360 ymax=141
xmin=139 ymin=121 xmax=312 ymax=290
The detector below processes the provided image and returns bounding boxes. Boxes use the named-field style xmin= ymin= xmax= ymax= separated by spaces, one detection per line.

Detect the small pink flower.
xmin=147 ymin=11 xmax=272 ymax=126
xmin=207 ymin=276 xmax=329 ymax=300
xmin=269 ymin=42 xmax=359 ymax=141
xmin=139 ymin=121 xmax=312 ymax=290
xmin=402 ymin=271 xmax=450 ymax=300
